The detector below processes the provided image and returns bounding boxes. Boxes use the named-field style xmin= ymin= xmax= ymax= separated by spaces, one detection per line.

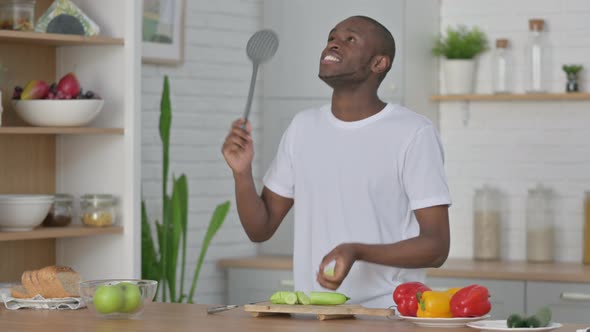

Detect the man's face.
xmin=319 ymin=17 xmax=379 ymax=86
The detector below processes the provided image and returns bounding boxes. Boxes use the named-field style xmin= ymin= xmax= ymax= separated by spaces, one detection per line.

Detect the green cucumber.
xmin=309 ymin=291 xmax=350 ymax=305
xmin=296 ymin=291 xmax=310 ymax=305
xmin=507 ymin=314 xmax=525 ymax=328
xmin=269 ymin=291 xmax=297 ymax=304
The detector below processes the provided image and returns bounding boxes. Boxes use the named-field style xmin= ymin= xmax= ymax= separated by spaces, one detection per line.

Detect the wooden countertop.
xmin=0 ymin=303 xmax=584 ymax=332
xmin=217 ymin=256 xmax=590 ymax=283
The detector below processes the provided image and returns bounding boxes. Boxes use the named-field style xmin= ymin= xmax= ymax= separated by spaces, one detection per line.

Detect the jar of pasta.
xmin=80 ymin=194 xmax=116 ymax=227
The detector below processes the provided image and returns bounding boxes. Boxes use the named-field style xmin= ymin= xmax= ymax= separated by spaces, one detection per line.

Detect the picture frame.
xmin=142 ymin=0 xmax=186 ymax=65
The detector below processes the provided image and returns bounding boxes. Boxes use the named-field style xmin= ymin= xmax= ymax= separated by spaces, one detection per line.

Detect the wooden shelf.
xmin=0 ymin=127 xmax=124 ymax=135
xmin=0 ymin=30 xmax=124 ymax=46
xmin=430 ymin=92 xmax=590 ymax=102
xmin=0 ymin=225 xmax=123 ymax=242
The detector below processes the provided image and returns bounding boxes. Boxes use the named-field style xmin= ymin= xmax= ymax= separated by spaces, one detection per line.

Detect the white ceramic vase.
xmin=443 ymin=59 xmax=476 ymax=94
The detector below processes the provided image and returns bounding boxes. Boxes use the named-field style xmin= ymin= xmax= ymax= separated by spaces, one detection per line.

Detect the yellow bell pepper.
xmin=446 ymin=287 xmax=462 ymax=297
xmin=416 ymin=290 xmax=453 ymax=318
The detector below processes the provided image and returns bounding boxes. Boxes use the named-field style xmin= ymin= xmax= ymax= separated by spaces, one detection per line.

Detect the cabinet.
xmin=0 ymin=0 xmax=140 ymax=282
xmin=258 ymin=0 xmax=440 ymax=256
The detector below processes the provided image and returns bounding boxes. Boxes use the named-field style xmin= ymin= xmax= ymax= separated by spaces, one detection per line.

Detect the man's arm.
xmin=222 ymin=119 xmax=293 ymax=242
xmin=317 ymin=205 xmax=449 ymax=290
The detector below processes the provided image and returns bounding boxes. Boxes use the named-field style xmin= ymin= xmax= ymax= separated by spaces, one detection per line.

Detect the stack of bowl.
xmin=0 ymin=195 xmax=54 ymax=231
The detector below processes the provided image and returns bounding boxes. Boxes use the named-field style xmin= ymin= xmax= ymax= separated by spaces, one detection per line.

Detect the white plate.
xmin=399 ymin=314 xmax=491 ymax=328
xmin=466 ymin=320 xmax=563 ymax=331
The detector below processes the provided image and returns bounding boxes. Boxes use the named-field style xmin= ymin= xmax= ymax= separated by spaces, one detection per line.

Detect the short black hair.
xmin=352 ymin=15 xmax=396 ymax=79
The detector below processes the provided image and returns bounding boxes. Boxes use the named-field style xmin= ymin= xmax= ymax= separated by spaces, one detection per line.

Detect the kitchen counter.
xmin=0 ymin=303 xmax=585 ymax=332
xmin=218 ymin=256 xmax=590 ymax=283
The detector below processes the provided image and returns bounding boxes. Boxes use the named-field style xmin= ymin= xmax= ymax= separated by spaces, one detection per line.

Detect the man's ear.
xmin=372 ymin=55 xmax=390 ymax=75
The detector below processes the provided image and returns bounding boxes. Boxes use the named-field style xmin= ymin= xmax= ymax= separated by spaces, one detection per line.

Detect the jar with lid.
xmin=526 ymin=184 xmax=555 ymax=262
xmin=80 ymin=194 xmax=116 ymax=227
xmin=0 ymin=0 xmax=35 ymax=31
xmin=492 ymin=39 xmax=510 ymax=94
xmin=524 ymin=19 xmax=549 ymax=93
xmin=473 ymin=185 xmax=503 ymax=260
xmin=584 ymin=192 xmax=590 ymax=265
xmin=42 ymin=194 xmax=73 ymax=227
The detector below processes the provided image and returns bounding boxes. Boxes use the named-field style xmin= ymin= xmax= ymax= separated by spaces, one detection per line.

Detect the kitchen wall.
xmin=440 ymin=0 xmax=590 ymax=261
xmin=141 ymin=0 xmax=263 ymax=304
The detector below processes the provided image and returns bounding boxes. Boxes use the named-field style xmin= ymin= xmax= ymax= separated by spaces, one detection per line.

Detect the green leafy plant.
xmin=141 ymin=75 xmax=230 ymax=303
xmin=562 ymin=64 xmax=583 ymax=75
xmin=432 ymin=25 xmax=488 ymax=59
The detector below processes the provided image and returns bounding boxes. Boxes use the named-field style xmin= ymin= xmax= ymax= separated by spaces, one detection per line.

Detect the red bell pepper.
xmin=393 ymin=282 xmax=431 ymax=317
xmin=450 ymin=284 xmax=492 ymax=317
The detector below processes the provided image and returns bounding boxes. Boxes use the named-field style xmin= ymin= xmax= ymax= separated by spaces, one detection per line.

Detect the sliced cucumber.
xmin=296 ymin=291 xmax=310 ymax=305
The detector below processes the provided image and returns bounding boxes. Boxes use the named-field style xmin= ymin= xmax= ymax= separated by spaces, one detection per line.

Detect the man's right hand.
xmin=222 ymin=119 xmax=254 ymax=175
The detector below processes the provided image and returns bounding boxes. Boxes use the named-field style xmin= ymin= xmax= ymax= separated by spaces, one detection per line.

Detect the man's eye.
xmin=328 ymin=36 xmax=334 ymax=42
xmin=347 ymin=37 xmax=355 ymax=42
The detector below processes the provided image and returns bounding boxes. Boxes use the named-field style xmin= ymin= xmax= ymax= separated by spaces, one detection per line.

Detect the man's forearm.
xmin=352 ymin=234 xmax=449 ymax=269
xmin=233 ymin=170 xmax=272 ymax=242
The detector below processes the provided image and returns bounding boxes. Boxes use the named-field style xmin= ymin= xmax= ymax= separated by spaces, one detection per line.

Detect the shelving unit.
xmin=0 ymin=226 xmax=123 ymax=242
xmin=430 ymin=92 xmax=590 ymax=102
xmin=0 ymin=0 xmax=140 ymax=282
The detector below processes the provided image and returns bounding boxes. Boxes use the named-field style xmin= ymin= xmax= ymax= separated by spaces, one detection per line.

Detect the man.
xmin=222 ymin=16 xmax=451 ymax=308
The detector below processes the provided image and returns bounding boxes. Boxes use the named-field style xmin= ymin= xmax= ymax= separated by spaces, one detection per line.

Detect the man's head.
xmin=318 ymin=16 xmax=396 ymax=89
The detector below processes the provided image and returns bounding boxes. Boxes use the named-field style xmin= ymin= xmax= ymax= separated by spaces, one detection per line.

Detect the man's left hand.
xmin=316 ymin=243 xmax=358 ymax=290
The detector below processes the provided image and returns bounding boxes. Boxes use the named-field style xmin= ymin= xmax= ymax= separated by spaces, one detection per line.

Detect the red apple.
xmin=56 ymin=72 xmax=81 ymax=98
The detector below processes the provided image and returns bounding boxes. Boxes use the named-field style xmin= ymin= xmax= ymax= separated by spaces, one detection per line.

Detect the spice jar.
xmin=492 ymin=39 xmax=511 ymax=94
xmin=42 ymin=194 xmax=73 ymax=227
xmin=473 ymin=185 xmax=503 ymax=260
xmin=80 ymin=194 xmax=116 ymax=227
xmin=524 ymin=19 xmax=549 ymax=93
xmin=584 ymin=192 xmax=590 ymax=265
xmin=526 ymin=184 xmax=555 ymax=262
xmin=0 ymin=0 xmax=35 ymax=31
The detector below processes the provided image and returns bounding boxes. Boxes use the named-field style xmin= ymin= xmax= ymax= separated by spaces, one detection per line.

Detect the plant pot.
xmin=443 ymin=59 xmax=476 ymax=94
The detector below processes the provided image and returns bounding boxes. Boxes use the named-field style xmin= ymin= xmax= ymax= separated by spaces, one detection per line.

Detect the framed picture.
xmin=142 ymin=0 xmax=185 ymax=65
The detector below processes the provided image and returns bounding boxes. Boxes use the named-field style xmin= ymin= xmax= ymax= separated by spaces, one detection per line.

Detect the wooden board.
xmin=243 ymin=302 xmax=395 ymax=321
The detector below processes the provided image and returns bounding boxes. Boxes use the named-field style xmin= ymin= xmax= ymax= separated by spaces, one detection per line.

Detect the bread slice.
xmin=10 ymin=284 xmax=30 ymax=299
xmin=21 ymin=270 xmax=42 ymax=298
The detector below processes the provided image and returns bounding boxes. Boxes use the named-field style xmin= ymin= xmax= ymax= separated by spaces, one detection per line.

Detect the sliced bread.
xmin=18 ymin=265 xmax=81 ymax=299
xmin=10 ymin=284 xmax=29 ymax=299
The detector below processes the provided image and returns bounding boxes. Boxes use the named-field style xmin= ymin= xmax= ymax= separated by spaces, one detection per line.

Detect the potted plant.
xmin=433 ymin=25 xmax=488 ymax=94
xmin=562 ymin=64 xmax=583 ymax=92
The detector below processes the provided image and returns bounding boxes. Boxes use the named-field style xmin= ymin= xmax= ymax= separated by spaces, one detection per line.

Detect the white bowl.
xmin=12 ymin=99 xmax=104 ymax=127
xmin=0 ymin=195 xmax=54 ymax=231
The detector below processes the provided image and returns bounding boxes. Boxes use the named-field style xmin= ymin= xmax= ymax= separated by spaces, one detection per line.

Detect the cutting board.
xmin=243 ymin=302 xmax=395 ymax=321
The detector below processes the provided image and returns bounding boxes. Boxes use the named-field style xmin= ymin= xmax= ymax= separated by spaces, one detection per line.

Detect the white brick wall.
xmin=141 ymin=0 xmax=262 ymax=305
xmin=440 ymin=0 xmax=590 ymax=262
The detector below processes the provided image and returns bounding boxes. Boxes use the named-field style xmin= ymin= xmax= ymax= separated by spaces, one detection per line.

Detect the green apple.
xmin=93 ymin=285 xmax=124 ymax=314
xmin=118 ymin=282 xmax=142 ymax=313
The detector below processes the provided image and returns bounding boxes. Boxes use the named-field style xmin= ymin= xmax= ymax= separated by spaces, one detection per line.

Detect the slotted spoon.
xmin=241 ymin=29 xmax=279 ymax=129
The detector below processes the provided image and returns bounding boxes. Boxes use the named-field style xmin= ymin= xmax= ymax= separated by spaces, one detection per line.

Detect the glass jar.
xmin=526 ymin=184 xmax=555 ymax=262
xmin=584 ymin=192 xmax=590 ymax=265
xmin=80 ymin=194 xmax=116 ymax=227
xmin=0 ymin=0 xmax=35 ymax=31
xmin=492 ymin=39 xmax=510 ymax=94
xmin=473 ymin=185 xmax=502 ymax=260
xmin=42 ymin=194 xmax=73 ymax=227
xmin=524 ymin=19 xmax=549 ymax=93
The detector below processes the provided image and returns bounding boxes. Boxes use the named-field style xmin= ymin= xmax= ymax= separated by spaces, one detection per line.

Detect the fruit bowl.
xmin=79 ymin=279 xmax=157 ymax=319
xmin=12 ymin=99 xmax=104 ymax=127
xmin=0 ymin=195 xmax=54 ymax=231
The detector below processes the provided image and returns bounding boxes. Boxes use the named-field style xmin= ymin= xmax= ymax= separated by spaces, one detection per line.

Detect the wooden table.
xmin=0 ymin=303 xmax=586 ymax=332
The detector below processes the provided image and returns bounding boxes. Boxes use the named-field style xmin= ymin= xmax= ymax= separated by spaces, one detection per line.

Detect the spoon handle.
xmin=241 ymin=62 xmax=259 ymax=130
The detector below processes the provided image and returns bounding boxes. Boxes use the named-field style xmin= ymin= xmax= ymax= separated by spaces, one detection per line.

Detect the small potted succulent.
xmin=562 ymin=65 xmax=583 ymax=92
xmin=433 ymin=25 xmax=488 ymax=94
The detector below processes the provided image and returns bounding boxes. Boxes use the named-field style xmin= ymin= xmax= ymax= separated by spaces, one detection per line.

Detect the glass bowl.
xmin=79 ymin=279 xmax=157 ymax=319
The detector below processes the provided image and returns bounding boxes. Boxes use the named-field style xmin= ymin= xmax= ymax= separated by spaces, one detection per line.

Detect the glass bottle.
xmin=492 ymin=39 xmax=510 ymax=94
xmin=80 ymin=194 xmax=116 ymax=227
xmin=525 ymin=19 xmax=548 ymax=93
xmin=473 ymin=185 xmax=502 ymax=260
xmin=526 ymin=184 xmax=555 ymax=262
xmin=584 ymin=192 xmax=590 ymax=265
xmin=42 ymin=193 xmax=74 ymax=227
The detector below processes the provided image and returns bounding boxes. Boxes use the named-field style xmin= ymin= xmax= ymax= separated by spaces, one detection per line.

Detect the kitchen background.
xmin=141 ymin=0 xmax=590 ymax=306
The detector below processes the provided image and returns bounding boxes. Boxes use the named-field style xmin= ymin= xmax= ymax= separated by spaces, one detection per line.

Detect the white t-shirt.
xmin=262 ymin=103 xmax=452 ymax=308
